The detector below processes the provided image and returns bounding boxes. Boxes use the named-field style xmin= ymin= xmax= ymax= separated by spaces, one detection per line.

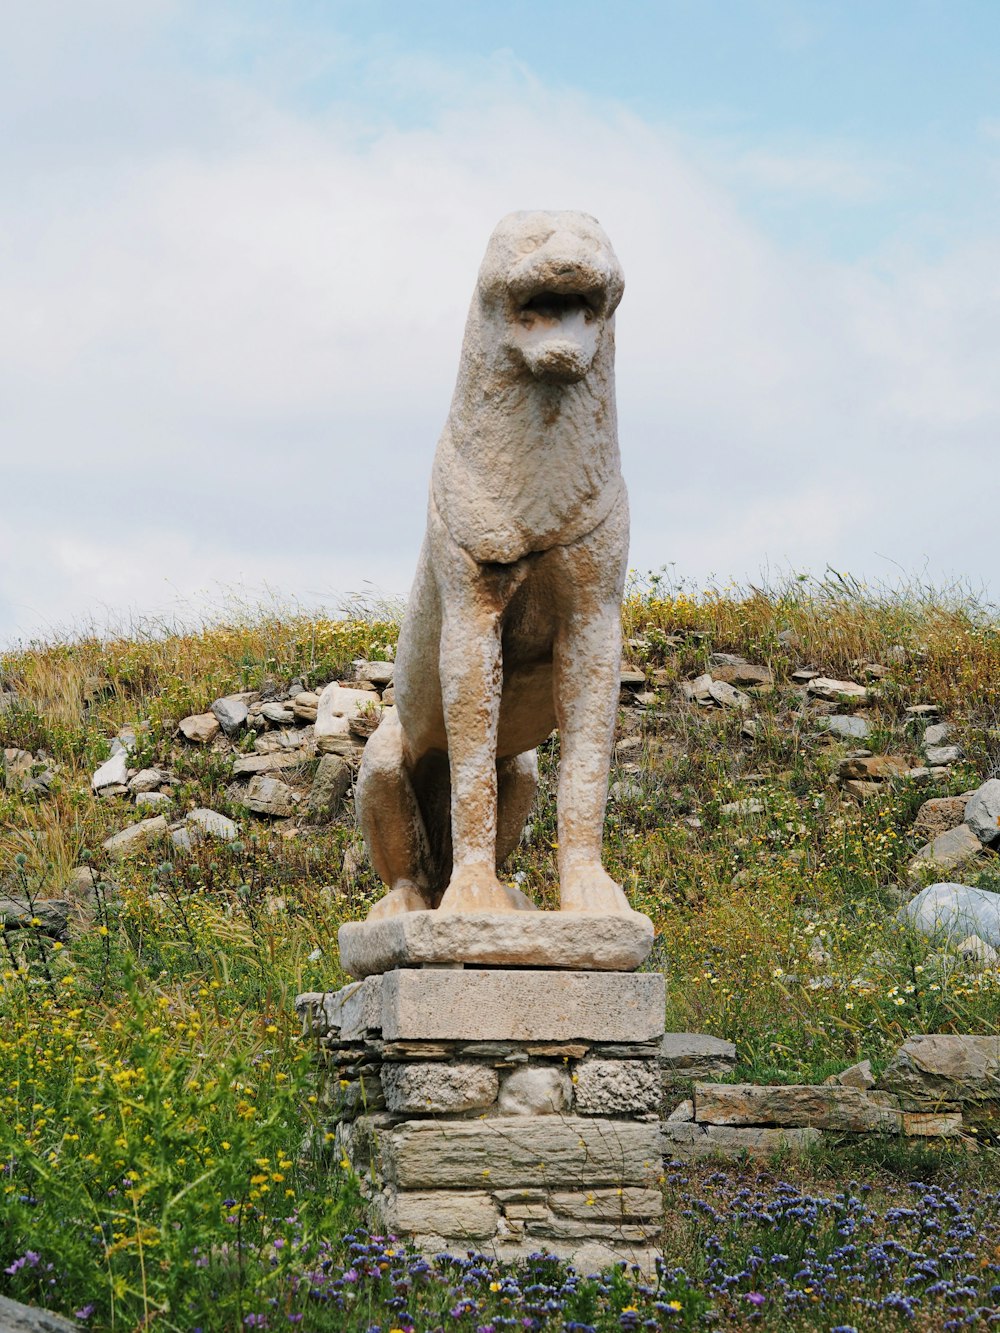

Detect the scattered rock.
xmin=103 ymin=815 xmax=169 ymax=857
xmin=292 ymin=692 xmax=320 ymax=722
xmin=260 ymin=702 xmax=296 ymax=726
xmin=315 ymin=684 xmax=381 ymax=753
xmin=906 ymin=704 xmax=940 ymax=718
xmin=957 ymin=935 xmax=1000 ymax=968
xmin=179 ymin=712 xmax=221 ymax=744
xmin=246 ymin=775 xmax=299 ymax=817
xmin=791 ymin=668 xmax=819 ymax=682
xmin=720 ymin=798 xmax=764 ymax=817
xmin=129 ymin=768 xmax=170 ymax=793
xmin=880 ymin=1034 xmax=1000 ymax=1104
xmin=307 ymin=754 xmax=353 ymax=822
xmin=667 ymin=1098 xmax=694 ymax=1122
xmin=900 ymin=882 xmax=1000 ymax=947
xmin=186 ymin=808 xmax=238 ymax=841
xmin=211 ymin=695 xmax=249 ymax=737
xmin=0 ymin=896 xmax=70 ymax=939
xmin=135 ymin=791 xmax=173 ymax=812
xmin=824 ymin=1060 xmax=875 ymax=1090
xmin=821 ymin=714 xmax=870 ymax=740
xmin=233 ymin=751 xmax=314 ymax=777
xmin=913 ymin=796 xmax=969 ymax=842
xmin=837 ymin=755 xmax=908 ymax=782
xmin=923 ymin=722 xmax=952 ymax=748
xmin=682 ymin=673 xmax=714 ymax=702
xmin=0 ymin=1294 xmax=79 ymax=1332
xmin=358 ymin=661 xmax=395 ymax=688
xmin=659 ymin=1033 xmax=737 ymax=1078
xmin=92 ymin=750 xmax=129 ymax=792
xmin=964 ymin=779 xmax=1000 ymax=846
xmin=924 ymin=744 xmax=962 ymax=766
xmin=908 ymin=825 xmax=984 ymax=876
xmin=707 ymin=680 xmax=750 ymax=711
xmin=807 ymin=677 xmax=869 ymax=703
xmin=843 ymin=779 xmax=882 ymax=800
xmin=710 ymin=663 xmax=773 ymax=688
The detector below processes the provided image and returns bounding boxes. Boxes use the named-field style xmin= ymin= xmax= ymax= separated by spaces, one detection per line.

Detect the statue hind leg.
xmin=355 ymin=709 xmax=441 ymax=919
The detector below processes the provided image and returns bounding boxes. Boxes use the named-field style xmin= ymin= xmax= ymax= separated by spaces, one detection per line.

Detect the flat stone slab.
xmin=694 ymin=1082 xmax=902 ymax=1132
xmin=381 ymin=968 xmax=666 ymax=1043
xmin=338 ymin=909 xmax=654 ymax=978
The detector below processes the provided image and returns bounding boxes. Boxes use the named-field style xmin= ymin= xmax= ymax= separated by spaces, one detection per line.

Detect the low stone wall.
xmin=298 ymin=969 xmax=667 ymax=1272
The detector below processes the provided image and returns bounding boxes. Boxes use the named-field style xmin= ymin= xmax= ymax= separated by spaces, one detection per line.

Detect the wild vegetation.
xmin=1 ymin=572 xmax=998 ymax=1329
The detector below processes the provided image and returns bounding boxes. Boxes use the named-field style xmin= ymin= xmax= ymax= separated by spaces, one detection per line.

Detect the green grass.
xmin=1 ymin=574 xmax=999 ymax=1327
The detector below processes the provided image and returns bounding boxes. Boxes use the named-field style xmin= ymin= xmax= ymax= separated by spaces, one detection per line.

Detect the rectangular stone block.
xmin=574 ymin=1059 xmax=661 ymax=1115
xmin=902 ymin=1112 xmax=964 ymax=1137
xmin=694 ymin=1083 xmax=902 ymax=1132
xmin=381 ymin=969 xmax=665 ymax=1043
xmin=661 ymin=1122 xmax=822 ymax=1160
xmin=376 ymin=1189 xmax=498 ymax=1240
xmin=377 ymin=1116 xmax=662 ymax=1190
xmin=338 ymin=910 xmax=654 ymax=978
xmin=550 ymin=1188 xmax=662 ymax=1221
xmin=659 ymin=1033 xmax=737 ymax=1077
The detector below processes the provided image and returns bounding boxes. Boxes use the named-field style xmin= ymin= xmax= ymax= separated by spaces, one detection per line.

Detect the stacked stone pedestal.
xmin=298 ymin=910 xmax=664 ymax=1272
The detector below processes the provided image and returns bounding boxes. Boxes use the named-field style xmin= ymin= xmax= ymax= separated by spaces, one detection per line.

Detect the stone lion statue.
xmin=356 ymin=210 xmax=631 ymax=917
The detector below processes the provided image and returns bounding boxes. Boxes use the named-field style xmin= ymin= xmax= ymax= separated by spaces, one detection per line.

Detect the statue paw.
xmin=366 ymin=880 xmax=434 ymax=920
xmin=438 ymin=865 xmax=536 ymax=914
xmin=559 ymin=865 xmax=634 ymax=915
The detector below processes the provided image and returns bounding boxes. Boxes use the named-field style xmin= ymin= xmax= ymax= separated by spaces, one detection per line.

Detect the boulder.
xmin=965 ymin=779 xmax=1000 ymax=846
xmin=908 ymin=825 xmax=983 ymax=876
xmin=129 ymin=768 xmax=170 ymax=793
xmin=880 ymin=1034 xmax=1000 ymax=1104
xmin=307 ymin=754 xmax=353 ymax=822
xmin=178 ymin=712 xmax=220 ymax=744
xmin=900 ymin=882 xmax=1000 ymax=948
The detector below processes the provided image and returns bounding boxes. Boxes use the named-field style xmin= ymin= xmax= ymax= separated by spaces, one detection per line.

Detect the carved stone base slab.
xmin=338 ymin=909 xmax=654 ymax=978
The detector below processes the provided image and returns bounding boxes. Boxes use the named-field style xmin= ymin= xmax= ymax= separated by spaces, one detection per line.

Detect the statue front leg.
xmin=553 ymin=602 xmax=633 ymax=915
xmin=436 ymin=609 xmax=534 ymax=914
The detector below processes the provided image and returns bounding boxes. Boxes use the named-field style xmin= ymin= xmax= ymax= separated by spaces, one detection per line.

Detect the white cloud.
xmin=1 ymin=19 xmax=998 ymax=646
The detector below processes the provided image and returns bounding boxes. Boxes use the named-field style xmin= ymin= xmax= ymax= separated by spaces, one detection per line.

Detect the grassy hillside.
xmin=1 ymin=573 xmax=998 ymax=1328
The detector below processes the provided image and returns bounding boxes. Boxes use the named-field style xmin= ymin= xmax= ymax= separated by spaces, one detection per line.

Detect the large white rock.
xmin=900 ymin=882 xmax=1000 ymax=948
xmin=965 ymin=779 xmax=1000 ymax=845
xmin=337 ymin=909 xmax=654 ymax=978
xmin=908 ymin=824 xmax=983 ymax=875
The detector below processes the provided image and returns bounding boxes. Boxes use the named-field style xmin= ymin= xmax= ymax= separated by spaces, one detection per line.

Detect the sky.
xmin=2 ymin=0 xmax=999 ymax=646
